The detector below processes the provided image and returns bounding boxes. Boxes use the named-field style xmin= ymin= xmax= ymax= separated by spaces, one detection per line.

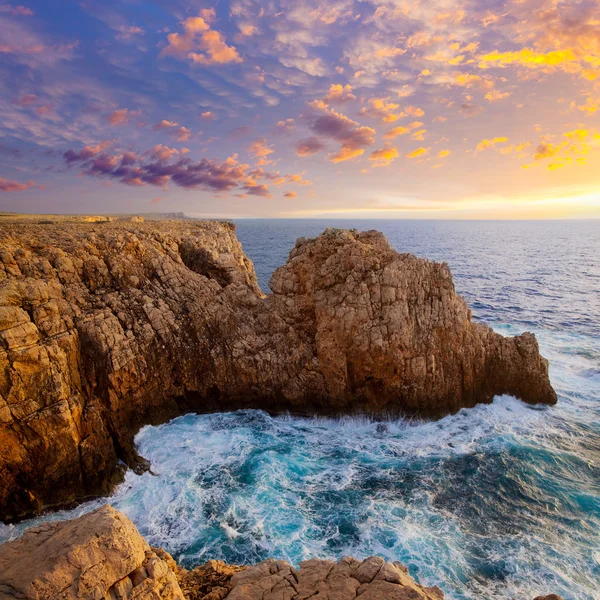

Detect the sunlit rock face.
xmin=0 ymin=220 xmax=555 ymax=522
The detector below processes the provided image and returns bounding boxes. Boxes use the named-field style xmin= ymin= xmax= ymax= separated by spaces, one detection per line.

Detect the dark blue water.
xmin=2 ymin=220 xmax=599 ymax=600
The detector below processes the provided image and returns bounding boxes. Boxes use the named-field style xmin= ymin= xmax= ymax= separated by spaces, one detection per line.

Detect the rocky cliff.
xmin=0 ymin=219 xmax=557 ymax=522
xmin=0 ymin=506 xmax=562 ymax=600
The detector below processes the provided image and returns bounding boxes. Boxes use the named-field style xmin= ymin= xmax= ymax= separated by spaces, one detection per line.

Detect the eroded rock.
xmin=0 ymin=221 xmax=556 ymax=521
xmin=0 ymin=505 xmax=183 ymax=600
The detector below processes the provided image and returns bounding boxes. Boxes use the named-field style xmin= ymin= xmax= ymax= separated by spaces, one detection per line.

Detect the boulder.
xmin=0 ymin=505 xmax=183 ymax=599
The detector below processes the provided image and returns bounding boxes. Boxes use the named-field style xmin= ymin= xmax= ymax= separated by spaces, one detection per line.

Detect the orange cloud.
xmin=284 ymin=191 xmax=297 ymax=198
xmin=384 ymin=121 xmax=423 ymax=139
xmin=571 ymin=96 xmax=599 ymax=115
xmin=330 ymin=147 xmax=365 ymax=163
xmin=248 ymin=137 xmax=274 ymax=165
xmin=323 ymin=84 xmax=355 ymax=104
xmin=485 ymin=89 xmax=511 ymax=102
xmin=200 ymin=111 xmax=214 ymax=120
xmin=437 ymin=149 xmax=451 ymax=158
xmin=360 ymin=97 xmax=405 ymax=122
xmin=161 ymin=9 xmax=242 ymax=66
xmin=369 ymin=144 xmax=399 ymax=167
xmin=406 ymin=106 xmax=425 ymax=117
xmin=479 ymin=48 xmax=600 ymax=80
xmin=406 ymin=147 xmax=429 ymax=159
xmin=476 ymin=137 xmax=508 ymax=151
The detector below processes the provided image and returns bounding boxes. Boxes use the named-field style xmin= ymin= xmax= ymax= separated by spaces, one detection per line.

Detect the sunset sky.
xmin=1 ymin=0 xmax=600 ymax=218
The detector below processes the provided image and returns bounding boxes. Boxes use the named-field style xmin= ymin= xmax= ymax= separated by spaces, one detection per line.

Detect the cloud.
xmin=296 ymin=136 xmax=326 ymax=156
xmin=323 ymin=84 xmax=355 ymax=104
xmin=485 ymin=89 xmax=511 ymax=102
xmin=478 ymin=48 xmax=599 ymax=80
xmin=406 ymin=106 xmax=425 ymax=117
xmin=384 ymin=121 xmax=423 ymax=139
xmin=369 ymin=144 xmax=399 ymax=167
xmin=571 ymin=96 xmax=599 ymax=115
xmin=154 ymin=120 xmax=179 ymax=130
xmin=13 ymin=93 xmax=37 ymax=105
xmin=476 ymin=137 xmax=508 ymax=151
xmin=150 ymin=144 xmax=180 ymax=161
xmin=63 ymin=141 xmax=111 ymax=164
xmin=406 ymin=147 xmax=430 ymax=159
xmin=174 ymin=126 xmax=192 ymax=142
xmin=309 ymin=103 xmax=376 ymax=162
xmin=161 ymin=10 xmax=242 ymax=66
xmin=0 ymin=176 xmax=35 ymax=191
xmin=0 ymin=4 xmax=33 ymax=16
xmin=201 ymin=111 xmax=215 ymax=120
xmin=360 ymin=97 xmax=405 ymax=122
xmin=116 ymin=26 xmax=144 ymax=41
xmin=248 ymin=137 xmax=275 ymax=165
xmin=275 ymin=118 xmax=296 ymax=133
xmin=284 ymin=191 xmax=297 ymax=198
xmin=530 ymin=129 xmax=599 ymax=169
xmin=437 ymin=149 xmax=451 ymax=158
xmin=62 ymin=143 xmax=286 ymax=197
xmin=108 ymin=108 xmax=130 ymax=126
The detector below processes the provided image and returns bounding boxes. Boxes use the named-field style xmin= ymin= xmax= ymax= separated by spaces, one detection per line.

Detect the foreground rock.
xmin=0 ymin=506 xmax=564 ymax=600
xmin=0 ymin=219 xmax=556 ymax=521
xmin=0 ymin=506 xmax=183 ymax=599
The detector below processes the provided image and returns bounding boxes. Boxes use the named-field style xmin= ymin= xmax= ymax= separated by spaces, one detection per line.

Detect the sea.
xmin=1 ymin=220 xmax=599 ymax=600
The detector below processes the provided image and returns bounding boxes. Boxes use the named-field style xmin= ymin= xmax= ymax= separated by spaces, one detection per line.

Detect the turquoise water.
xmin=1 ymin=220 xmax=599 ymax=599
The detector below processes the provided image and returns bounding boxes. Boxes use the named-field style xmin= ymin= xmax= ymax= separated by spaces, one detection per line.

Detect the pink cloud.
xmin=108 ymin=108 xmax=130 ymax=126
xmin=154 ymin=119 xmax=179 ymax=130
xmin=0 ymin=176 xmax=35 ymax=192
xmin=0 ymin=5 xmax=34 ymax=16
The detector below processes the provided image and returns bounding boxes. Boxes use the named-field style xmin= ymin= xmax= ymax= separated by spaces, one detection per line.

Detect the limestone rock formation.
xmin=0 ymin=219 xmax=556 ymax=521
xmin=226 ymin=556 xmax=444 ymax=600
xmin=0 ymin=505 xmax=183 ymax=599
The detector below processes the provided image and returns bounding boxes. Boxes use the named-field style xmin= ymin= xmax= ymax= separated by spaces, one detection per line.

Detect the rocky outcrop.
xmin=0 ymin=505 xmax=183 ymax=599
xmin=0 ymin=219 xmax=556 ymax=521
xmin=225 ymin=556 xmax=445 ymax=600
xmin=0 ymin=506 xmax=564 ymax=600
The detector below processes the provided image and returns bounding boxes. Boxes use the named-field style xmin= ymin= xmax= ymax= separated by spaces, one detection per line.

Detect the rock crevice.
xmin=0 ymin=220 xmax=556 ymax=522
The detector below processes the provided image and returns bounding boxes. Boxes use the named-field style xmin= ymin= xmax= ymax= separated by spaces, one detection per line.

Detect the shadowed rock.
xmin=0 ymin=220 xmax=556 ymax=521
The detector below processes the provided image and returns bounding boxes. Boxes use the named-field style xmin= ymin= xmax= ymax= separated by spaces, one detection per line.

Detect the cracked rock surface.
xmin=0 ymin=219 xmax=556 ymax=522
xmin=0 ymin=505 xmax=183 ymax=600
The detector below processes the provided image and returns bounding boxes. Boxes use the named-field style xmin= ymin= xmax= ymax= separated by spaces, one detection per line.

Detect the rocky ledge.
xmin=0 ymin=505 xmax=562 ymax=600
xmin=0 ymin=219 xmax=556 ymax=522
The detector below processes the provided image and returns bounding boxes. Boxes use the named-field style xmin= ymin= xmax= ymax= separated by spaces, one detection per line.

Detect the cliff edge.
xmin=0 ymin=219 xmax=556 ymax=521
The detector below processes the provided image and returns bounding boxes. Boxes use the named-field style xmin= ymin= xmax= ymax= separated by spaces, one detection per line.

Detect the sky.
xmin=1 ymin=0 xmax=600 ymax=219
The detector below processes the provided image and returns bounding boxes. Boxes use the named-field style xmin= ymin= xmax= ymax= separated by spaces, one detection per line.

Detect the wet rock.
xmin=0 ymin=221 xmax=557 ymax=521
